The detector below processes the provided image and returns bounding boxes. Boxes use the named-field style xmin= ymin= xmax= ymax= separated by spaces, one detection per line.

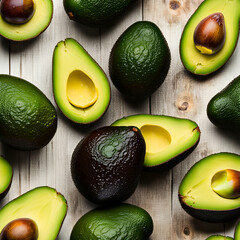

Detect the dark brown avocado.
xmin=71 ymin=126 xmax=146 ymax=204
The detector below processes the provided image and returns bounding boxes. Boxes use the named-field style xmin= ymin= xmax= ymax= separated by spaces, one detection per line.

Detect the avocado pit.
xmin=0 ymin=0 xmax=35 ymax=25
xmin=67 ymin=70 xmax=98 ymax=109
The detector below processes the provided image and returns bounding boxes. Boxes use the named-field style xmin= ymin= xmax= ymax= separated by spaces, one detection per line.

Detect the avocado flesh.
xmin=179 ymin=153 xmax=240 ymax=213
xmin=53 ymin=38 xmax=111 ymax=124
xmin=206 ymin=236 xmax=233 ymax=240
xmin=234 ymin=221 xmax=240 ymax=239
xmin=0 ymin=156 xmax=12 ymax=200
xmin=112 ymin=115 xmax=200 ymax=168
xmin=0 ymin=0 xmax=53 ymax=41
xmin=0 ymin=187 xmax=67 ymax=240
xmin=70 ymin=203 xmax=153 ymax=240
xmin=180 ymin=0 xmax=240 ymax=75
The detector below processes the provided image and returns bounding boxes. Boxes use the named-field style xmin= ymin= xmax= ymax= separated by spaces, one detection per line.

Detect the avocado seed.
xmin=194 ymin=13 xmax=226 ymax=55
xmin=0 ymin=0 xmax=35 ymax=25
xmin=0 ymin=218 xmax=38 ymax=240
xmin=211 ymin=169 xmax=240 ymax=199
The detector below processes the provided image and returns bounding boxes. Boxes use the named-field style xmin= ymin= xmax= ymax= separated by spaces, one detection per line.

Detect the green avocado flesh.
xmin=179 ymin=153 xmax=240 ymax=221
xmin=234 ymin=221 xmax=240 ymax=239
xmin=70 ymin=203 xmax=153 ymax=240
xmin=0 ymin=74 xmax=57 ymax=151
xmin=180 ymin=0 xmax=240 ymax=75
xmin=207 ymin=75 xmax=240 ymax=132
xmin=0 ymin=187 xmax=67 ymax=240
xmin=53 ymin=38 xmax=111 ymax=124
xmin=0 ymin=0 xmax=53 ymax=41
xmin=0 ymin=156 xmax=12 ymax=200
xmin=63 ymin=0 xmax=135 ymax=26
xmin=206 ymin=236 xmax=233 ymax=240
xmin=112 ymin=115 xmax=200 ymax=168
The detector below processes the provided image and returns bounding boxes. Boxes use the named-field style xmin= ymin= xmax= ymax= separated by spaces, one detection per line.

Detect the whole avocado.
xmin=0 ymin=75 xmax=57 ymax=151
xmin=109 ymin=21 xmax=171 ymax=99
xmin=63 ymin=0 xmax=136 ymax=26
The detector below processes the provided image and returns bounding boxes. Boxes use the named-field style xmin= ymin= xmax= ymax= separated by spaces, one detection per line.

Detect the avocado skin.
xmin=70 ymin=203 xmax=153 ymax=240
xmin=207 ymin=75 xmax=240 ymax=132
xmin=63 ymin=0 xmax=136 ymax=27
xmin=109 ymin=21 xmax=171 ymax=99
xmin=71 ymin=126 xmax=146 ymax=204
xmin=206 ymin=235 xmax=233 ymax=240
xmin=0 ymin=75 xmax=57 ymax=150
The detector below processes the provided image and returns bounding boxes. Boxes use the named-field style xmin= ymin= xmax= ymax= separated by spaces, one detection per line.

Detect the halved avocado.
xmin=179 ymin=153 xmax=240 ymax=222
xmin=206 ymin=236 xmax=233 ymax=240
xmin=0 ymin=187 xmax=67 ymax=240
xmin=112 ymin=115 xmax=200 ymax=170
xmin=180 ymin=0 xmax=240 ymax=75
xmin=234 ymin=221 xmax=240 ymax=239
xmin=0 ymin=0 xmax=53 ymax=41
xmin=53 ymin=38 xmax=111 ymax=124
xmin=0 ymin=156 xmax=12 ymax=201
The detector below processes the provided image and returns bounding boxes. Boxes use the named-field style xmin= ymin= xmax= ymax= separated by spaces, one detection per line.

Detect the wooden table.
xmin=1 ymin=0 xmax=240 ymax=239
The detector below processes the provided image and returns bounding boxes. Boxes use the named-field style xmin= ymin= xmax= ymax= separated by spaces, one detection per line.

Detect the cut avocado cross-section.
xmin=112 ymin=114 xmax=200 ymax=169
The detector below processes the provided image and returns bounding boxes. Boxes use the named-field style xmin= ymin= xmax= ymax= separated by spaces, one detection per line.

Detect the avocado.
xmin=112 ymin=115 xmax=200 ymax=170
xmin=71 ymin=126 xmax=146 ymax=204
xmin=63 ymin=0 xmax=136 ymax=27
xmin=180 ymin=0 xmax=240 ymax=75
xmin=207 ymin=75 xmax=240 ymax=132
xmin=0 ymin=187 xmax=67 ymax=240
xmin=109 ymin=21 xmax=171 ymax=99
xmin=53 ymin=38 xmax=111 ymax=124
xmin=70 ymin=203 xmax=153 ymax=240
xmin=206 ymin=236 xmax=233 ymax=240
xmin=0 ymin=74 xmax=57 ymax=151
xmin=0 ymin=0 xmax=53 ymax=41
xmin=0 ymin=156 xmax=12 ymax=201
xmin=179 ymin=153 xmax=240 ymax=222
xmin=234 ymin=221 xmax=240 ymax=239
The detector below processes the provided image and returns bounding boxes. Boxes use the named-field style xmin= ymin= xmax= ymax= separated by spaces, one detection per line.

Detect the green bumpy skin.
xmin=0 ymin=74 xmax=57 ymax=151
xmin=63 ymin=0 xmax=135 ymax=26
xmin=206 ymin=236 xmax=233 ymax=240
xmin=70 ymin=203 xmax=153 ymax=240
xmin=180 ymin=0 xmax=240 ymax=75
xmin=207 ymin=75 xmax=240 ymax=132
xmin=109 ymin=21 xmax=171 ymax=99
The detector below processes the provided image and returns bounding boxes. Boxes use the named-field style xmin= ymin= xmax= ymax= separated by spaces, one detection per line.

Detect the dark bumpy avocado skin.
xmin=63 ymin=0 xmax=136 ymax=26
xmin=71 ymin=126 xmax=146 ymax=204
xmin=70 ymin=204 xmax=153 ymax=240
xmin=207 ymin=75 xmax=240 ymax=132
xmin=109 ymin=21 xmax=171 ymax=99
xmin=0 ymin=75 xmax=57 ymax=150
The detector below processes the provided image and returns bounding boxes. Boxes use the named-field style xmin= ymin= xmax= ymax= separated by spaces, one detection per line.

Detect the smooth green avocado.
xmin=0 ymin=187 xmax=67 ymax=240
xmin=0 ymin=0 xmax=53 ymax=41
xmin=180 ymin=0 xmax=240 ymax=75
xmin=71 ymin=126 xmax=145 ymax=204
xmin=109 ymin=21 xmax=171 ymax=99
xmin=53 ymin=38 xmax=111 ymax=124
xmin=0 ymin=156 xmax=12 ymax=201
xmin=179 ymin=153 xmax=240 ymax=222
xmin=0 ymin=74 xmax=57 ymax=151
xmin=70 ymin=203 xmax=153 ymax=240
xmin=206 ymin=236 xmax=233 ymax=240
xmin=112 ymin=115 xmax=200 ymax=169
xmin=63 ymin=0 xmax=136 ymax=27
xmin=207 ymin=75 xmax=240 ymax=132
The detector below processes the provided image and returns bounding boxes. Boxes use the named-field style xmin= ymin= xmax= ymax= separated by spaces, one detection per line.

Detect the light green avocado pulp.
xmin=206 ymin=236 xmax=233 ymax=240
xmin=53 ymin=38 xmax=111 ymax=124
xmin=0 ymin=156 xmax=12 ymax=194
xmin=180 ymin=0 xmax=240 ymax=75
xmin=179 ymin=153 xmax=240 ymax=211
xmin=235 ymin=221 xmax=240 ymax=239
xmin=0 ymin=187 xmax=67 ymax=240
xmin=112 ymin=115 xmax=200 ymax=167
xmin=0 ymin=0 xmax=53 ymax=41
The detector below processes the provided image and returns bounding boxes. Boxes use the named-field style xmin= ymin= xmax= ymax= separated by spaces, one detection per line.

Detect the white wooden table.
xmin=1 ymin=0 xmax=240 ymax=239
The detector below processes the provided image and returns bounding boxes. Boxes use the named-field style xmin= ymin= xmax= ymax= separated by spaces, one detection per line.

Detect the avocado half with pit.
xmin=179 ymin=153 xmax=240 ymax=222
xmin=0 ymin=156 xmax=12 ymax=201
xmin=180 ymin=0 xmax=240 ymax=75
xmin=0 ymin=0 xmax=53 ymax=41
xmin=53 ymin=38 xmax=111 ymax=124
xmin=0 ymin=187 xmax=67 ymax=240
xmin=112 ymin=115 xmax=200 ymax=170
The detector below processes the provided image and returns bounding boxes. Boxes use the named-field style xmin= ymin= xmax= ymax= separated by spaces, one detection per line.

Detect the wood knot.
xmin=178 ymin=102 xmax=189 ymax=111
xmin=183 ymin=227 xmax=190 ymax=236
xmin=169 ymin=0 xmax=181 ymax=10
